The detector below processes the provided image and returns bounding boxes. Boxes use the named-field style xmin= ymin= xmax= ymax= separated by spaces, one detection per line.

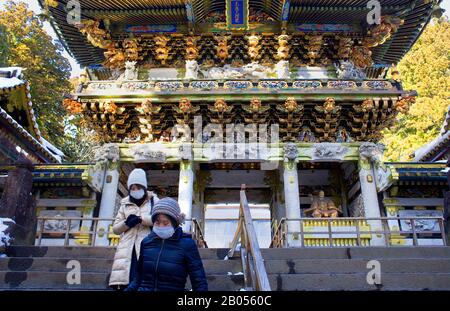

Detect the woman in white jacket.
xmin=109 ymin=168 xmax=159 ymax=290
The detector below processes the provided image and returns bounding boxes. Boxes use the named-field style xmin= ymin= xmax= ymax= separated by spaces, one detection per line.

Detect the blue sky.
xmin=1 ymin=0 xmax=449 ymax=77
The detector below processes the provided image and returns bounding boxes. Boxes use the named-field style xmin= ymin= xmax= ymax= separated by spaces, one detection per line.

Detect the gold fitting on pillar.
xmin=98 ymin=227 xmax=106 ymax=237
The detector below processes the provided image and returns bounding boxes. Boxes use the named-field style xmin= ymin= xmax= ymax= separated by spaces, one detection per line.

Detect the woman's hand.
xmin=125 ymin=214 xmax=142 ymax=228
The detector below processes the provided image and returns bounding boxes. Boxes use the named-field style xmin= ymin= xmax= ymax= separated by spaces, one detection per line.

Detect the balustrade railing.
xmin=270 ymin=217 xmax=447 ymax=248
xmin=35 ymin=217 xmax=208 ymax=247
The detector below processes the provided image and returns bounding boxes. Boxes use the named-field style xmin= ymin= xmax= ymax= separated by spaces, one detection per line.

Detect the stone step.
xmin=261 ymin=247 xmax=450 ymax=260
xmin=0 ymin=271 xmax=244 ymax=291
xmin=2 ymin=270 xmax=449 ymax=291
xmin=3 ymin=246 xmax=450 ymax=291
xmin=0 ymin=257 xmax=241 ymax=274
xmin=268 ymin=273 xmax=450 ymax=291
xmin=6 ymin=246 xmax=230 ymax=260
xmin=6 ymin=246 xmax=116 ymax=259
xmin=11 ymin=246 xmax=450 ymax=260
xmin=263 ymin=258 xmax=450 ymax=274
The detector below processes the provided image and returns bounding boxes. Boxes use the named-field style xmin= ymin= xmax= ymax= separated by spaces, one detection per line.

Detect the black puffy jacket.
xmin=125 ymin=226 xmax=208 ymax=291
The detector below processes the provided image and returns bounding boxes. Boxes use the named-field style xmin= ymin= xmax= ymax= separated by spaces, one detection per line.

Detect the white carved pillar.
xmin=94 ymin=144 xmax=120 ymax=246
xmin=192 ymin=166 xmax=207 ymax=232
xmin=179 ymin=160 xmax=194 ymax=233
xmin=359 ymin=143 xmax=386 ymax=246
xmin=283 ymin=143 xmax=301 ymax=247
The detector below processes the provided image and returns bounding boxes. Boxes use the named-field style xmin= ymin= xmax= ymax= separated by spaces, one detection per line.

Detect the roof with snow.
xmin=0 ymin=67 xmax=25 ymax=94
xmin=0 ymin=67 xmax=64 ymax=163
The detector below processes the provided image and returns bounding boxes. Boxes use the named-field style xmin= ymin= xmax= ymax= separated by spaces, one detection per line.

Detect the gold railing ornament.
xmin=270 ymin=216 xmax=447 ymax=248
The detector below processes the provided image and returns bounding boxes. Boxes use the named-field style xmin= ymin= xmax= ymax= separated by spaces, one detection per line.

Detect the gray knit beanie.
xmin=151 ymin=197 xmax=186 ymax=226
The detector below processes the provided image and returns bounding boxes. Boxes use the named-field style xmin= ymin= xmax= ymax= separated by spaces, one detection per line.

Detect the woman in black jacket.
xmin=126 ymin=197 xmax=208 ymax=291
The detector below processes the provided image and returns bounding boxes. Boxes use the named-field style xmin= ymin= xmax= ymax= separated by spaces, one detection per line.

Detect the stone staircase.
xmin=0 ymin=246 xmax=243 ymax=291
xmin=1 ymin=246 xmax=450 ymax=291
xmin=262 ymin=247 xmax=450 ymax=291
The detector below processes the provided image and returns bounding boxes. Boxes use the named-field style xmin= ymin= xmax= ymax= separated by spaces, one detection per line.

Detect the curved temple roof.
xmin=39 ymin=0 xmax=441 ymax=71
xmin=0 ymin=68 xmax=63 ymax=163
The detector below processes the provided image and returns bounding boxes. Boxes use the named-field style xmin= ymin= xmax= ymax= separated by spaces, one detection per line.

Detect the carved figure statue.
xmin=335 ymin=60 xmax=366 ymax=80
xmin=185 ymin=60 xmax=199 ymax=79
xmin=275 ymin=60 xmax=290 ymax=79
xmin=304 ymin=191 xmax=342 ymax=218
xmin=118 ymin=61 xmax=138 ymax=81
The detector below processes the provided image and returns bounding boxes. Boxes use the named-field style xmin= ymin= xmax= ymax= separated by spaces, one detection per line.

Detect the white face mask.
xmin=130 ymin=189 xmax=145 ymax=200
xmin=153 ymin=226 xmax=175 ymax=239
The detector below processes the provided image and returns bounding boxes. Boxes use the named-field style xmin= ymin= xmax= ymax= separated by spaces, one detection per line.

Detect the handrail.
xmin=270 ymin=217 xmax=287 ymax=248
xmin=192 ymin=218 xmax=208 ymax=248
xmin=270 ymin=217 xmax=447 ymax=248
xmin=36 ymin=216 xmax=210 ymax=248
xmin=228 ymin=185 xmax=271 ymax=291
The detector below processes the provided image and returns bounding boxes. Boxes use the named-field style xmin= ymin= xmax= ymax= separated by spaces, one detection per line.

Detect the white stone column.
xmin=359 ymin=143 xmax=386 ymax=246
xmin=283 ymin=160 xmax=302 ymax=247
xmin=96 ymin=161 xmax=120 ymax=246
xmin=179 ymin=160 xmax=194 ymax=233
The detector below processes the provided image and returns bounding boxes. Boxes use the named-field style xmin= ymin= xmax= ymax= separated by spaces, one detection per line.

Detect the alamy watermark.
xmin=366 ymin=260 xmax=382 ymax=285
xmin=367 ymin=0 xmax=382 ymax=25
xmin=66 ymin=0 xmax=81 ymax=25
xmin=169 ymin=117 xmax=280 ymax=160
xmin=66 ymin=259 xmax=81 ymax=285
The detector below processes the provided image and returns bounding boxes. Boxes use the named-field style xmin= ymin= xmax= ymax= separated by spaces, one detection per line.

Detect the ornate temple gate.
xmin=81 ymin=140 xmax=399 ymax=247
xmin=6 ymin=0 xmax=445 ymax=249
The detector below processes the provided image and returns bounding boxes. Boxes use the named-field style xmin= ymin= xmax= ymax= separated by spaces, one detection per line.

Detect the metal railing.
xmin=270 ymin=217 xmax=447 ymax=248
xmin=192 ymin=218 xmax=208 ymax=248
xmin=228 ymin=185 xmax=271 ymax=291
xmin=36 ymin=216 xmax=116 ymax=247
xmin=36 ymin=216 xmax=208 ymax=247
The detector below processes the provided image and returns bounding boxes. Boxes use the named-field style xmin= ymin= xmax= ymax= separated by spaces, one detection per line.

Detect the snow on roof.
xmin=0 ymin=68 xmax=25 ymax=91
xmin=41 ymin=136 xmax=65 ymax=162
xmin=0 ymin=77 xmax=24 ymax=90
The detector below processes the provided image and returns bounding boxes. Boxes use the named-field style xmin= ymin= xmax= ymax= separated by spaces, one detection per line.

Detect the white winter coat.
xmin=109 ymin=191 xmax=159 ymax=286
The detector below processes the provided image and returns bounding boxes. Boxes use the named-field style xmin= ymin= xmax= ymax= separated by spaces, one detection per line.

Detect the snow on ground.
xmin=0 ymin=218 xmax=15 ymax=250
